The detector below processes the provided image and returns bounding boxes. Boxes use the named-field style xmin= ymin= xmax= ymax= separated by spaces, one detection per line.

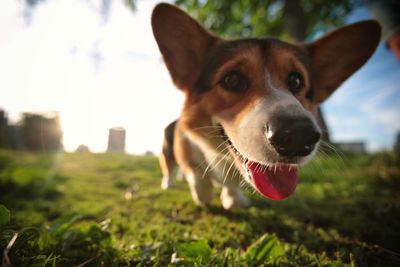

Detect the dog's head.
xmin=152 ymin=3 xmax=380 ymax=200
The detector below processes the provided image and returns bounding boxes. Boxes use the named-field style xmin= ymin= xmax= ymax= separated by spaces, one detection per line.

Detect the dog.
xmin=152 ymin=3 xmax=380 ymax=209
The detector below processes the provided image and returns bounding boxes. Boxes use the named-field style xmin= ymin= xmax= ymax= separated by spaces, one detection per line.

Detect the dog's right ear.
xmin=152 ymin=3 xmax=217 ymax=91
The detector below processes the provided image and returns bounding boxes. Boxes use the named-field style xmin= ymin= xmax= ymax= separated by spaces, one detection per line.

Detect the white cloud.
xmin=359 ymin=80 xmax=400 ymax=133
xmin=367 ymin=107 xmax=400 ymax=133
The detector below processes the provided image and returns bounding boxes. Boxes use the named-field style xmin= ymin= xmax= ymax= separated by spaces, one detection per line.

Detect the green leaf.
xmin=243 ymin=234 xmax=284 ymax=265
xmin=49 ymin=213 xmax=83 ymax=237
xmin=0 ymin=204 xmax=11 ymax=230
xmin=175 ymin=239 xmax=212 ymax=264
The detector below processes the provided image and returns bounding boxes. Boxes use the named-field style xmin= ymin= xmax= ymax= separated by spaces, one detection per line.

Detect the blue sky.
xmin=0 ymin=1 xmax=398 ymax=153
xmin=323 ymin=6 xmax=400 ymax=151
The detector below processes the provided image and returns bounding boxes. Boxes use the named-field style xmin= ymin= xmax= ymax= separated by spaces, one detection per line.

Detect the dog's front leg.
xmin=185 ymin=169 xmax=214 ymax=206
xmin=205 ymin=154 xmax=250 ymax=209
xmin=159 ymin=150 xmax=176 ymax=190
xmin=174 ymin=131 xmax=215 ymax=206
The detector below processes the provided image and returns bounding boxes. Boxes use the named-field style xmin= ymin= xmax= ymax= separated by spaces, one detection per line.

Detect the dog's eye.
xmin=220 ymin=71 xmax=248 ymax=93
xmin=286 ymin=72 xmax=304 ymax=94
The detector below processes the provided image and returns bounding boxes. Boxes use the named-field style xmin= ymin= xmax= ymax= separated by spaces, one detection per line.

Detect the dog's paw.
xmin=190 ymin=185 xmax=214 ymax=206
xmin=161 ymin=176 xmax=173 ymax=190
xmin=220 ymin=187 xmax=250 ymax=210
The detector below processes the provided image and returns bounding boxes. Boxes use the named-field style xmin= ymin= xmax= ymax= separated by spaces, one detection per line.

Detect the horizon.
xmin=0 ymin=0 xmax=399 ymax=154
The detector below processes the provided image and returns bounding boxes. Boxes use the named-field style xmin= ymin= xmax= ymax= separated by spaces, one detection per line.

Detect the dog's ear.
xmin=152 ymin=3 xmax=217 ymax=91
xmin=306 ymin=20 xmax=381 ymax=103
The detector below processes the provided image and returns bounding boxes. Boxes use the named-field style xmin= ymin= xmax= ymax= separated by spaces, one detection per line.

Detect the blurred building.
xmin=145 ymin=151 xmax=154 ymax=156
xmin=107 ymin=127 xmax=126 ymax=152
xmin=334 ymin=142 xmax=366 ymax=154
xmin=76 ymin=144 xmax=90 ymax=153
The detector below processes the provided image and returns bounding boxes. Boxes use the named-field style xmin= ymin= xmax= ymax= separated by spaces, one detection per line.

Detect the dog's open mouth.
xmin=221 ymin=128 xmax=298 ymax=200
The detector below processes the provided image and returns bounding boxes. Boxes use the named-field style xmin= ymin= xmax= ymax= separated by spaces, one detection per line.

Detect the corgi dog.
xmin=152 ymin=3 xmax=380 ymax=209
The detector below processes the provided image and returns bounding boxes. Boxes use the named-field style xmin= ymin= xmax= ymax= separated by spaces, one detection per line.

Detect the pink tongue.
xmin=246 ymin=161 xmax=298 ymax=200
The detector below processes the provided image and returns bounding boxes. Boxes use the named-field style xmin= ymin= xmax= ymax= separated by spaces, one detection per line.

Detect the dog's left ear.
xmin=152 ymin=3 xmax=217 ymax=91
xmin=306 ymin=20 xmax=381 ymax=103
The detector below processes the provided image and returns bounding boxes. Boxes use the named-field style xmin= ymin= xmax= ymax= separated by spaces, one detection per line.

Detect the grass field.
xmin=0 ymin=149 xmax=399 ymax=266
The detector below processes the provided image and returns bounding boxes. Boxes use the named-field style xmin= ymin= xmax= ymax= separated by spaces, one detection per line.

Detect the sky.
xmin=0 ymin=0 xmax=399 ymax=154
xmin=324 ymin=7 xmax=400 ymax=151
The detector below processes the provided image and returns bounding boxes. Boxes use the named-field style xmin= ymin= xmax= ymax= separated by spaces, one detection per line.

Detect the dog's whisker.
xmin=197 ymin=139 xmax=229 ymax=169
xmin=223 ymin=158 xmax=237 ymax=185
xmin=222 ymin=151 xmax=232 ymax=179
xmin=316 ymin=146 xmax=345 ymax=177
xmin=202 ymin=144 xmax=231 ymax=178
xmin=320 ymin=141 xmax=346 ymax=160
xmin=320 ymin=141 xmax=346 ymax=161
xmin=311 ymin=156 xmax=326 ymax=177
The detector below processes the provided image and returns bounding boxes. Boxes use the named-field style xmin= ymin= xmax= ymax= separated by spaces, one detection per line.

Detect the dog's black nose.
xmin=267 ymin=116 xmax=321 ymax=157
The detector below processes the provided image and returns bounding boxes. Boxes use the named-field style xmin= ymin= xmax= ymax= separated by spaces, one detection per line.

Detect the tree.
xmin=175 ymin=0 xmax=353 ymax=41
xmin=0 ymin=110 xmax=63 ymax=151
xmin=20 ymin=113 xmax=63 ymax=152
xmin=175 ymin=0 xmax=355 ymax=142
xmin=0 ymin=110 xmax=10 ymax=148
xmin=21 ymin=0 xmax=136 ymax=24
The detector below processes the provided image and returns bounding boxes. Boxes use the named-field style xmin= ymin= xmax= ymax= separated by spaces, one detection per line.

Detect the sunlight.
xmin=60 ymin=92 xmax=136 ymax=153
xmin=60 ymin=110 xmax=108 ymax=153
xmin=0 ymin=0 xmax=183 ymax=154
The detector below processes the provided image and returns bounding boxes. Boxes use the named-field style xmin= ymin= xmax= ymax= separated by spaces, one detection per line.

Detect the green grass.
xmin=0 ymin=149 xmax=399 ymax=266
